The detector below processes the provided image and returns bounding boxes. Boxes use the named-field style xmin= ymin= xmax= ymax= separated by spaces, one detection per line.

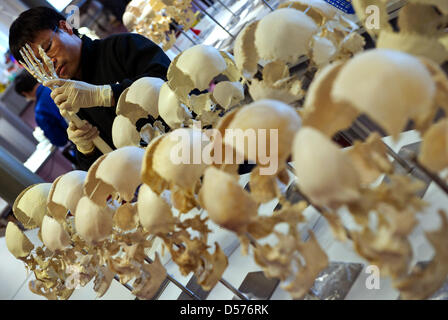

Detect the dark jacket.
xmin=73 ymin=33 xmax=171 ymax=170
xmin=35 ymin=84 xmax=69 ymax=147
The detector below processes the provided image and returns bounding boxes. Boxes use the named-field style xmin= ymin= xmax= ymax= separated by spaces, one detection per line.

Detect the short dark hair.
xmin=9 ymin=6 xmax=77 ymax=63
xmin=14 ymin=71 xmax=38 ymax=96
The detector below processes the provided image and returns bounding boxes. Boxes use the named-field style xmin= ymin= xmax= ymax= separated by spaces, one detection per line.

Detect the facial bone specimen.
xmin=41 ymin=215 xmax=71 ymax=252
xmin=47 ymin=170 xmax=87 ymax=220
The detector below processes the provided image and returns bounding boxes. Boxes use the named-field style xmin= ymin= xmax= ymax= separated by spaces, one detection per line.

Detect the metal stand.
xmin=215 ymin=0 xmax=238 ymax=18
xmin=144 ymin=257 xmax=203 ymax=300
xmin=192 ymin=0 xmax=236 ymax=39
xmin=353 ymin=117 xmax=448 ymax=196
xmin=168 ymin=241 xmax=250 ymax=300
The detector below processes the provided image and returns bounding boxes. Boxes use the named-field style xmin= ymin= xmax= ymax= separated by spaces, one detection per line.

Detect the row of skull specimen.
xmin=123 ymin=0 xmax=197 ymax=51
xmin=5 ymin=0 xmax=448 ymax=300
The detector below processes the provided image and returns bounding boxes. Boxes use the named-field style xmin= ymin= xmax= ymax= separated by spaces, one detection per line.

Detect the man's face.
xmin=31 ymin=20 xmax=82 ymax=79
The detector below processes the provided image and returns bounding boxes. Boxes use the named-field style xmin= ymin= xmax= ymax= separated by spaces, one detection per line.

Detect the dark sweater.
xmin=73 ymin=33 xmax=171 ymax=170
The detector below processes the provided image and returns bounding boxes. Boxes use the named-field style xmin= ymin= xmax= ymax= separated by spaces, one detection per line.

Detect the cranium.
xmin=41 ymin=215 xmax=71 ymax=252
xmin=300 ymin=60 xmax=359 ymax=137
xmin=292 ymin=127 xmax=361 ymax=209
xmin=199 ymin=167 xmax=258 ymax=233
xmin=222 ymin=99 xmax=302 ymax=171
xmin=74 ymin=196 xmax=114 ymax=244
xmin=233 ymin=4 xmax=363 ymax=103
xmin=279 ymin=0 xmax=337 ymax=23
xmin=117 ymin=77 xmax=164 ymax=125
xmin=331 ymin=49 xmax=436 ymax=138
xmin=254 ymin=8 xmax=318 ymax=64
xmin=13 ymin=183 xmax=52 ymax=229
xmin=167 ymin=45 xmax=241 ymax=122
xmin=5 ymin=222 xmax=34 ymax=258
xmin=151 ymin=128 xmax=210 ymax=191
xmin=137 ymin=184 xmax=175 ymax=234
xmin=158 ymin=82 xmax=192 ymax=129
xmin=47 ymin=170 xmax=87 ymax=220
xmin=175 ymin=45 xmax=227 ymax=91
xmin=112 ymin=115 xmax=141 ymax=149
xmin=352 ymin=0 xmax=448 ymax=64
xmin=84 ymin=146 xmax=145 ymax=206
xmin=418 ymin=119 xmax=448 ymax=172
xmin=212 ymin=81 xmax=244 ymax=110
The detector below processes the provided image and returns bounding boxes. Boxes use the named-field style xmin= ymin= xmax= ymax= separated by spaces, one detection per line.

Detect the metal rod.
xmin=261 ymin=0 xmax=275 ymax=11
xmin=354 ymin=117 xmax=448 ymax=196
xmin=143 ymin=256 xmax=202 ymax=300
xmin=220 ymin=278 xmax=250 ymax=300
xmin=408 ymin=153 xmax=448 ymax=195
xmin=167 ymin=238 xmax=249 ymax=300
xmin=113 ymin=275 xmax=133 ymax=291
xmin=192 ymin=0 xmax=236 ymax=39
xmin=173 ymin=22 xmax=199 ymax=45
xmin=215 ymin=0 xmax=238 ymax=17
xmin=353 ymin=118 xmax=413 ymax=174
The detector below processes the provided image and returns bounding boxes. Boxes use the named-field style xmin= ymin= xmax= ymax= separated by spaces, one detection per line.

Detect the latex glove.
xmin=45 ymin=79 xmax=113 ymax=114
xmin=67 ymin=120 xmax=99 ymax=154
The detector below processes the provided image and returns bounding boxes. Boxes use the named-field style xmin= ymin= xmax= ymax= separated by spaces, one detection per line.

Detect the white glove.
xmin=67 ymin=120 xmax=99 ymax=154
xmin=45 ymin=79 xmax=113 ymax=114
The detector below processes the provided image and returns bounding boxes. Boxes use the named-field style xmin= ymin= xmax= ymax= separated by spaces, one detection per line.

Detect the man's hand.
xmin=45 ymin=79 xmax=113 ymax=114
xmin=67 ymin=120 xmax=99 ymax=154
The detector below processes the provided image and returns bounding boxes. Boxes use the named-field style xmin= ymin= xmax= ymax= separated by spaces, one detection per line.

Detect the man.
xmin=14 ymin=71 xmax=69 ymax=147
xmin=9 ymin=6 xmax=171 ymax=170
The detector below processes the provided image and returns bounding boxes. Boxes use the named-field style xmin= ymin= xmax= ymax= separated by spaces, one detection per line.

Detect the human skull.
xmin=137 ymin=184 xmax=175 ymax=234
xmin=117 ymin=77 xmax=164 ymax=124
xmin=292 ymin=127 xmax=361 ymax=209
xmin=47 ymin=170 xmax=87 ymax=220
xmin=158 ymin=82 xmax=192 ymax=128
xmin=151 ymin=128 xmax=210 ymax=190
xmin=175 ymin=45 xmax=227 ymax=91
xmin=112 ymin=115 xmax=141 ymax=149
xmin=331 ymin=49 xmax=436 ymax=138
xmin=84 ymin=146 xmax=145 ymax=206
xmin=222 ymin=99 xmax=302 ymax=170
xmin=254 ymin=8 xmax=318 ymax=64
xmin=301 ymin=60 xmax=359 ymax=137
xmin=5 ymin=222 xmax=34 ymax=258
xmin=13 ymin=183 xmax=52 ymax=229
xmin=212 ymin=81 xmax=244 ymax=110
xmin=41 ymin=215 xmax=71 ymax=252
xmin=199 ymin=167 xmax=258 ymax=233
xmin=75 ymin=196 xmax=114 ymax=243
